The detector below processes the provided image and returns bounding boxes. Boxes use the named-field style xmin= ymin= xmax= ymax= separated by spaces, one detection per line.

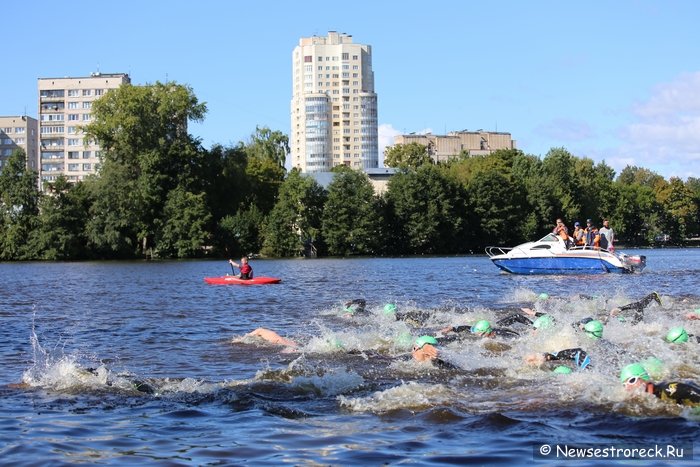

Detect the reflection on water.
xmin=1 ymin=250 xmax=699 ymax=464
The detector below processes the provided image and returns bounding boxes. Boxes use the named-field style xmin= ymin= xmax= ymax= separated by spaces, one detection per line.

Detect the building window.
xmin=68 ymin=138 xmax=80 ymax=145
xmin=82 ymin=102 xmax=92 ymax=109
xmin=352 ymin=55 xmax=358 ymax=60
xmin=68 ymin=90 xmax=79 ymax=97
xmin=82 ymin=89 xmax=92 ymax=96
xmin=83 ymin=151 xmax=91 ymax=159
xmin=67 ymin=126 xmax=77 ymax=134
xmin=68 ymin=114 xmax=79 ymax=121
xmin=68 ymin=163 xmax=79 ymax=171
xmin=68 ymin=151 xmax=79 ymax=159
xmin=83 ymin=163 xmax=92 ymax=171
xmin=95 ymin=89 xmax=104 ymax=96
xmin=353 ymin=65 xmax=359 ymax=70
xmin=342 ymin=53 xmax=349 ymax=60
xmin=15 ymin=127 xmax=25 ymax=133
xmin=82 ymin=114 xmax=91 ymax=121
xmin=304 ymin=55 xmax=312 ymax=62
xmin=15 ymin=137 xmax=25 ymax=144
xmin=2 ymin=127 xmax=12 ymax=133
xmin=68 ymin=102 xmax=78 ymax=109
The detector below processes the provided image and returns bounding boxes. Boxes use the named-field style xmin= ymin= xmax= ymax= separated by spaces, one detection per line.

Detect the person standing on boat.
xmin=229 ymin=256 xmax=253 ymax=279
xmin=598 ymin=219 xmax=615 ymax=252
xmin=584 ymin=220 xmax=600 ymax=248
xmin=572 ymin=221 xmax=585 ymax=246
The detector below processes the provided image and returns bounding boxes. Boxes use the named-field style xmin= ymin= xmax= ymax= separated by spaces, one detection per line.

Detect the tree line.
xmin=1 ymin=81 xmax=698 ymax=261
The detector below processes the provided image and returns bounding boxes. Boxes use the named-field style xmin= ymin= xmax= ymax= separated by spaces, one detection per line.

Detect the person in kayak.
xmin=229 ymin=256 xmax=253 ymax=280
xmin=620 ymin=362 xmax=700 ymax=407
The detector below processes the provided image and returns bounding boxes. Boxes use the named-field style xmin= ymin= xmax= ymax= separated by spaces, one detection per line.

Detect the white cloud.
xmin=616 ymin=71 xmax=700 ymax=179
xmin=378 ymin=125 xmax=434 ymax=166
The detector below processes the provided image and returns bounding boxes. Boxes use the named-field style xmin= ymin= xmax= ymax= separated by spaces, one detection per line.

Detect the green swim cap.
xmin=641 ymin=357 xmax=664 ymax=380
xmin=383 ymin=303 xmax=397 ymax=314
xmin=694 ymin=308 xmax=700 ymax=315
xmin=538 ymin=293 xmax=550 ymax=300
xmin=553 ymin=365 xmax=572 ymax=374
xmin=619 ymin=363 xmax=650 ymax=383
xmin=414 ymin=335 xmax=438 ymax=349
xmin=666 ymin=327 xmax=689 ymax=343
xmin=583 ymin=320 xmax=604 ymax=339
xmin=471 ymin=320 xmax=493 ymax=335
xmin=343 ymin=306 xmax=354 ymax=314
xmin=533 ymin=314 xmax=555 ymax=330
xmin=328 ymin=337 xmax=344 ymax=349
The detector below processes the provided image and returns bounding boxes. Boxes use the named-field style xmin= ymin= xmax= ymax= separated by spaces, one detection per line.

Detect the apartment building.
xmin=291 ymin=31 xmax=378 ymax=173
xmin=0 ymin=116 xmax=38 ymax=172
xmin=393 ymin=130 xmax=516 ymax=163
xmin=37 ymin=73 xmax=130 ymax=187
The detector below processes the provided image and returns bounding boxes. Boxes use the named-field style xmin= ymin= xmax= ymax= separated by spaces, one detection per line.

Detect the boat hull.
xmin=491 ymin=256 xmax=628 ymax=275
xmin=204 ymin=276 xmax=281 ymax=285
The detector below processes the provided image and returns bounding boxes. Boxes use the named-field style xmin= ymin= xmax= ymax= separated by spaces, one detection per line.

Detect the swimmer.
xmin=620 ymin=362 xmax=700 ymax=407
xmin=439 ymin=319 xmax=520 ymax=341
xmin=685 ymin=308 xmax=700 ymax=321
xmin=240 ymin=328 xmax=455 ymax=367
xmin=382 ymin=303 xmax=434 ymax=327
xmin=494 ymin=312 xmax=555 ymax=331
xmin=665 ymin=327 xmax=700 ymax=344
xmin=411 ymin=335 xmax=457 ymax=369
xmin=244 ymin=328 xmax=299 ymax=348
xmin=342 ymin=299 xmax=367 ymax=316
xmin=525 ymin=348 xmax=592 ymax=370
xmin=607 ymin=292 xmax=662 ymax=324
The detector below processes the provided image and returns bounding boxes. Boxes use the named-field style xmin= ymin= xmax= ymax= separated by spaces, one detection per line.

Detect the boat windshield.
xmin=539 ymin=233 xmax=560 ymax=243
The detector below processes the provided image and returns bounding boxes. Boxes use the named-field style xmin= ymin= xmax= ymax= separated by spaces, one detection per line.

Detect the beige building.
xmin=291 ymin=31 xmax=378 ymax=173
xmin=393 ymin=130 xmax=516 ymax=163
xmin=0 ymin=116 xmax=38 ymax=172
xmin=37 ymin=73 xmax=130 ymax=188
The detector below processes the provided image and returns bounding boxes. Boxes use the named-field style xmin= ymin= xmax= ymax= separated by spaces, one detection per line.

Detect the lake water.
xmin=1 ymin=249 xmax=698 ymax=465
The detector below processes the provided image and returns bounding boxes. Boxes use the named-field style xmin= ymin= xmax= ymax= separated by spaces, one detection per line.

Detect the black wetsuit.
xmin=647 ymin=381 xmax=700 ymax=406
xmin=344 ymin=299 xmax=367 ymax=314
xmin=443 ymin=325 xmax=520 ymax=340
xmin=615 ymin=292 xmax=661 ymax=324
xmin=543 ymin=348 xmax=591 ymax=370
xmin=395 ymin=310 xmax=434 ymax=327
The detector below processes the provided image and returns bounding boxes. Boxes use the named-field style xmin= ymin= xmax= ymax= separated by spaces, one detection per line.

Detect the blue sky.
xmin=4 ymin=0 xmax=700 ymax=179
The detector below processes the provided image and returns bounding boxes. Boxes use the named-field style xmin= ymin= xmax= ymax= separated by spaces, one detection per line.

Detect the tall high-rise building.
xmin=37 ymin=73 xmax=130 ymax=188
xmin=0 ymin=116 xmax=38 ymax=172
xmin=291 ymin=31 xmax=378 ymax=173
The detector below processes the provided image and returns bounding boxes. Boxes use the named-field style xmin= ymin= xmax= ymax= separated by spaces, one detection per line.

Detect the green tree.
xmin=217 ymin=205 xmax=265 ymax=257
xmin=385 ymin=165 xmax=468 ymax=254
xmin=244 ymin=126 xmax=288 ymax=214
xmin=384 ymin=142 xmax=433 ymax=169
xmin=654 ymin=177 xmax=698 ymax=242
xmin=322 ymin=170 xmax=380 ymax=256
xmin=262 ymin=169 xmax=326 ymax=257
xmin=155 ymin=186 xmax=212 ymax=258
xmin=0 ymin=149 xmax=41 ymax=260
xmin=31 ymin=176 xmax=90 ymax=260
xmin=83 ymin=81 xmax=208 ymax=257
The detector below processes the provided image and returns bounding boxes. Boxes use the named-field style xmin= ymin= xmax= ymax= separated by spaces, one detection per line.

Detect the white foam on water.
xmin=338 ymin=381 xmax=454 ymax=413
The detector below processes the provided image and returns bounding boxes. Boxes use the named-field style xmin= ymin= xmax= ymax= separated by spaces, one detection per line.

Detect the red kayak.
xmin=204 ymin=276 xmax=281 ymax=285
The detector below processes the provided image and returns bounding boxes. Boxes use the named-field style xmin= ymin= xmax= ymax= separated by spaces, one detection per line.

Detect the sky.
xmin=3 ymin=0 xmax=700 ymax=179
